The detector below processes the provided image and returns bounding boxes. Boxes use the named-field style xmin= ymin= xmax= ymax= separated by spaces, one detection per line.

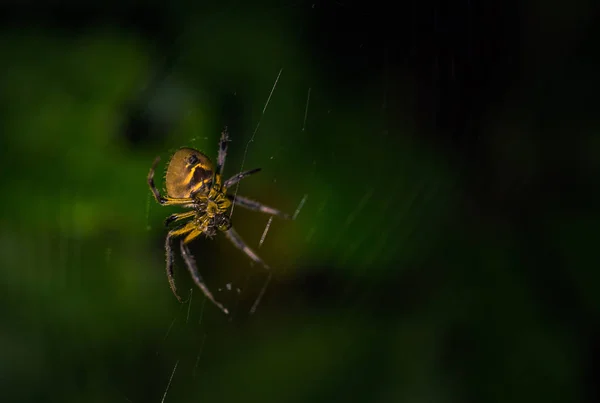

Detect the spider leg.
xmin=180 ymin=240 xmax=229 ymax=315
xmin=165 ymin=210 xmax=196 ymax=226
xmin=164 ymin=222 xmax=196 ymax=302
xmin=182 ymin=228 xmax=203 ymax=244
xmin=223 ymin=227 xmax=270 ymax=269
xmin=148 ymin=156 xmax=194 ymax=206
xmin=216 ymin=127 xmax=230 ymax=177
xmin=228 ymin=194 xmax=290 ymax=219
xmin=224 ymin=168 xmax=262 ymax=188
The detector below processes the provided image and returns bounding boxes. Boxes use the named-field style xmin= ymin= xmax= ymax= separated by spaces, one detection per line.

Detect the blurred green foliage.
xmin=0 ymin=3 xmax=597 ymax=403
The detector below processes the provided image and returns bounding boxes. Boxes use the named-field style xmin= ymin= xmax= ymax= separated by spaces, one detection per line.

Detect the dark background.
xmin=1 ymin=1 xmax=598 ymax=402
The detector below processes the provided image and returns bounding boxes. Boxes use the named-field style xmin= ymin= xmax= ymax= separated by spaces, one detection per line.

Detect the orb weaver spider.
xmin=147 ymin=128 xmax=290 ymax=314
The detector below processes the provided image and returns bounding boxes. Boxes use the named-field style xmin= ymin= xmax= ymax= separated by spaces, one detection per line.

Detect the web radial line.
xmin=229 ymin=67 xmax=283 ymax=220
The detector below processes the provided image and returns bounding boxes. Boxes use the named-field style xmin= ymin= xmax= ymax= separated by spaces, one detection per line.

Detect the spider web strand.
xmin=229 ymin=67 xmax=283 ymax=220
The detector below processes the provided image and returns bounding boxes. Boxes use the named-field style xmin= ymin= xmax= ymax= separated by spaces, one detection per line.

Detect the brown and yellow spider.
xmin=147 ymin=128 xmax=290 ymax=314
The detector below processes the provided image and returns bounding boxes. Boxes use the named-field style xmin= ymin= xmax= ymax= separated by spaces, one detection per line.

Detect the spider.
xmin=147 ymin=128 xmax=290 ymax=314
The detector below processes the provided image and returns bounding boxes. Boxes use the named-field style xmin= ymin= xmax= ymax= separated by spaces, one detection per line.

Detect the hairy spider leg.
xmin=223 ymin=227 xmax=270 ymax=270
xmin=165 ymin=210 xmax=196 ymax=226
xmin=165 ymin=221 xmax=197 ymax=302
xmin=148 ymin=156 xmax=194 ymax=206
xmin=227 ymin=194 xmax=291 ymax=219
xmin=180 ymin=241 xmax=229 ymax=314
xmin=216 ymin=127 xmax=230 ymax=177
xmin=183 ymin=228 xmax=203 ymax=244
xmin=224 ymin=168 xmax=262 ymax=188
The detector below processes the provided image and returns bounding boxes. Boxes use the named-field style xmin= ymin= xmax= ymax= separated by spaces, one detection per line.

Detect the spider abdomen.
xmin=165 ymin=147 xmax=214 ymax=198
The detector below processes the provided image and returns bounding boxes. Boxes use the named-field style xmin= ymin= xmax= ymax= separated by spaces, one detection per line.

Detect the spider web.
xmin=148 ymin=61 xmax=317 ymax=401
xmin=227 ymin=67 xmax=283 ymax=221
xmin=146 ymin=24 xmax=453 ymax=402
xmin=138 ymin=6 xmax=455 ymax=400
xmin=2 ymin=0 xmax=592 ymax=398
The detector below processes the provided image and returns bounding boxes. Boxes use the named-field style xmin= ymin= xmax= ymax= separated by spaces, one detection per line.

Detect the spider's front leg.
xmin=223 ymin=227 xmax=270 ymax=270
xmin=224 ymin=168 xmax=262 ymax=188
xmin=227 ymin=194 xmax=291 ymax=219
xmin=180 ymin=240 xmax=229 ymax=315
xmin=165 ymin=210 xmax=195 ymax=226
xmin=216 ymin=127 xmax=230 ymax=177
xmin=164 ymin=221 xmax=197 ymax=302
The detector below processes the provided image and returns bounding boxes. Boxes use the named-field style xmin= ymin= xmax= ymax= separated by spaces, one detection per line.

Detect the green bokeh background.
xmin=1 ymin=3 xmax=598 ymax=403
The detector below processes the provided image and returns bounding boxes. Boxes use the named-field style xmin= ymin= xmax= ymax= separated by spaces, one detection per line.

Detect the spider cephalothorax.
xmin=147 ymin=128 xmax=290 ymax=314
